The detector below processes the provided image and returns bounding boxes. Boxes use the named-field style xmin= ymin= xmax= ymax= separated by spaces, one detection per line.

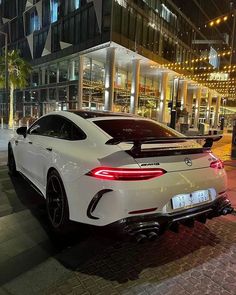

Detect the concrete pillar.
xmin=159 ymin=72 xmax=168 ymax=123
xmin=77 ymin=55 xmax=84 ymax=109
xmin=213 ymin=96 xmax=221 ymax=129
xmin=194 ymin=87 xmax=201 ymax=129
xmin=130 ymin=59 xmax=140 ymax=114
xmin=206 ymin=91 xmax=212 ymax=125
xmin=186 ymin=88 xmax=193 ymax=114
xmin=104 ymin=47 xmax=115 ymax=111
xmin=69 ymin=60 xmax=75 ymax=81
xmin=179 ymin=80 xmax=188 ymax=110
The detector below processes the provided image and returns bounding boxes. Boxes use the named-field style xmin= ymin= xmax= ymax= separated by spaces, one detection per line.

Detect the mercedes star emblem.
xmin=184 ymin=158 xmax=192 ymax=166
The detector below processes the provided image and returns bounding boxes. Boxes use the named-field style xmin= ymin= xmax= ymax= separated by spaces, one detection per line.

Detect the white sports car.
xmin=8 ymin=111 xmax=233 ymax=241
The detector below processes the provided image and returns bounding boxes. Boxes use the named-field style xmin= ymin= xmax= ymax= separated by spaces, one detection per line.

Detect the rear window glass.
xmin=94 ymin=119 xmax=181 ymax=139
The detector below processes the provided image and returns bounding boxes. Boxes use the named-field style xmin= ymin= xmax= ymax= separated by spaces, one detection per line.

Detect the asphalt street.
xmin=0 ymin=130 xmax=235 ymax=295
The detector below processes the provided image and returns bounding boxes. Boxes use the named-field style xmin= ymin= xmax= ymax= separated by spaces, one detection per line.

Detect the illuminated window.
xmin=30 ymin=11 xmax=40 ymax=32
xmin=50 ymin=0 xmax=58 ymax=23
xmin=115 ymin=0 xmax=127 ymax=8
xmin=161 ymin=4 xmax=176 ymax=23
xmin=75 ymin=0 xmax=80 ymax=9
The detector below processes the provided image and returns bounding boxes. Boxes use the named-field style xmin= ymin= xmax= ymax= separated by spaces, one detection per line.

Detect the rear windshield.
xmin=94 ymin=119 xmax=182 ymax=139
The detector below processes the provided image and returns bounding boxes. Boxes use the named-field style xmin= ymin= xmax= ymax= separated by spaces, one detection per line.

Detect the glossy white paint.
xmin=10 ymin=111 xmax=227 ymax=226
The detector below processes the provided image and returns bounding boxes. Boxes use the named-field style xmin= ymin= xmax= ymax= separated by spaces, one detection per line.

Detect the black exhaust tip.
xmin=221 ymin=206 xmax=234 ymax=215
xmin=222 ymin=208 xmax=228 ymax=215
xmin=135 ymin=233 xmax=148 ymax=243
xmin=147 ymin=231 xmax=158 ymax=241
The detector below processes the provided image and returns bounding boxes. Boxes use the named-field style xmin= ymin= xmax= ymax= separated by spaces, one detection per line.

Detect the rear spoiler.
xmin=105 ymin=135 xmax=222 ymax=156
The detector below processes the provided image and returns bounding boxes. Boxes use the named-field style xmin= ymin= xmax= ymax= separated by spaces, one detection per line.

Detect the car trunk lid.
xmin=117 ymin=140 xmax=216 ymax=172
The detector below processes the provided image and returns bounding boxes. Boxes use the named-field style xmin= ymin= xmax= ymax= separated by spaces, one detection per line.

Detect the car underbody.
xmin=113 ymin=194 xmax=234 ymax=242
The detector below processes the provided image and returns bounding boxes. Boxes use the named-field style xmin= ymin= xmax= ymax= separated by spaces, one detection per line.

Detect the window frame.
xmin=28 ymin=115 xmax=87 ymax=141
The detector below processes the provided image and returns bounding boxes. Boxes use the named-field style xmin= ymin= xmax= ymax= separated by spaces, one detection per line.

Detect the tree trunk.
xmin=8 ymin=85 xmax=14 ymax=129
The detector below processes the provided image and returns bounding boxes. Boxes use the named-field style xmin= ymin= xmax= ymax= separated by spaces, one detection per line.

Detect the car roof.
xmin=69 ymin=110 xmax=138 ymax=119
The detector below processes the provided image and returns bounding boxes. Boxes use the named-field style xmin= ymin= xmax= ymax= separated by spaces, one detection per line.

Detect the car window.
xmin=28 ymin=116 xmax=52 ymax=135
xmin=28 ymin=115 xmax=86 ymax=140
xmin=93 ymin=119 xmax=182 ymax=139
xmin=58 ymin=118 xmax=86 ymax=140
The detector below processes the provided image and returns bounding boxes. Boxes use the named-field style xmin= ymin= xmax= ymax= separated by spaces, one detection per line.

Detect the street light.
xmin=0 ymin=31 xmax=8 ymax=122
xmin=207 ymin=14 xmax=229 ymax=27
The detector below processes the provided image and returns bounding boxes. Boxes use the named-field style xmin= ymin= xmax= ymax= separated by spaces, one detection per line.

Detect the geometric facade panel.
xmin=87 ymin=0 xmax=102 ymax=33
xmin=42 ymin=26 xmax=52 ymax=56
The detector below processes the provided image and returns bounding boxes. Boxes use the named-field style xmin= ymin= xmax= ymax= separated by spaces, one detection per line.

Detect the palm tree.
xmin=0 ymin=50 xmax=31 ymax=128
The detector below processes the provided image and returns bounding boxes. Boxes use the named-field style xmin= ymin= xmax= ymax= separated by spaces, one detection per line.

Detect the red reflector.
xmin=87 ymin=167 xmax=166 ymax=181
xmin=210 ymin=159 xmax=224 ymax=169
xmin=129 ymin=207 xmax=158 ymax=214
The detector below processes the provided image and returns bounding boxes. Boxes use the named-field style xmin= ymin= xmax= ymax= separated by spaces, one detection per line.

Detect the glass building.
xmin=0 ymin=0 xmax=232 ymax=128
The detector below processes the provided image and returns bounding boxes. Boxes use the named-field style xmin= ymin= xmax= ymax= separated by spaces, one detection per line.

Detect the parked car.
xmin=8 ymin=110 xmax=233 ymax=241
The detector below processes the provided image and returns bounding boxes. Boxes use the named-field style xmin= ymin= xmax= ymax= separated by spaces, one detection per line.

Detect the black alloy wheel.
xmin=8 ymin=145 xmax=17 ymax=176
xmin=46 ymin=170 xmax=69 ymax=232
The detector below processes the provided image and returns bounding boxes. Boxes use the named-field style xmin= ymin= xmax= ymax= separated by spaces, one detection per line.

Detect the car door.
xmin=30 ymin=115 xmax=84 ymax=189
xmin=20 ymin=114 xmax=86 ymax=190
xmin=27 ymin=115 xmax=68 ymax=189
xmin=19 ymin=116 xmax=53 ymax=186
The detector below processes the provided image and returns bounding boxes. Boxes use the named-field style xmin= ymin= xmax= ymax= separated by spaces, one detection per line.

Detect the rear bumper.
xmin=112 ymin=195 xmax=234 ymax=237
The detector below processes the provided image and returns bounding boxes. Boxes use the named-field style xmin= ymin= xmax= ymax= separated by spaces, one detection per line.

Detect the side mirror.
xmin=16 ymin=127 xmax=27 ymax=138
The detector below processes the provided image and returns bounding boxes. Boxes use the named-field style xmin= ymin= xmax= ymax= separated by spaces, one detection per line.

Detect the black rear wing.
xmin=105 ymin=135 xmax=222 ymax=157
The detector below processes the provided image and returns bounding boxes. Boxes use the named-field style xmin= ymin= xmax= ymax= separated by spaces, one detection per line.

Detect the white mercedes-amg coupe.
xmin=8 ymin=111 xmax=233 ymax=241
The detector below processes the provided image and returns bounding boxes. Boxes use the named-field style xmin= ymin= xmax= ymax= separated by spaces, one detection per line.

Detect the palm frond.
xmin=0 ymin=49 xmax=32 ymax=90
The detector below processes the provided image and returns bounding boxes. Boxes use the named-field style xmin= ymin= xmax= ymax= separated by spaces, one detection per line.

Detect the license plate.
xmin=172 ymin=190 xmax=209 ymax=210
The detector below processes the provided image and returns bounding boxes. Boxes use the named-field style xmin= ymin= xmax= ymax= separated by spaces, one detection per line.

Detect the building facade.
xmin=0 ymin=0 xmax=232 ymax=128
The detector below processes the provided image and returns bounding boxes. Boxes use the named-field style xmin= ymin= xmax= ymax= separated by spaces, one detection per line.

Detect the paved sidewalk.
xmin=0 ymin=129 xmax=14 ymax=166
xmin=0 ymin=129 xmax=15 ymax=152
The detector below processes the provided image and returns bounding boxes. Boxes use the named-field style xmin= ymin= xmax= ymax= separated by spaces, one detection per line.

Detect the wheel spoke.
xmin=51 ymin=177 xmax=59 ymax=193
xmin=46 ymin=172 xmax=67 ymax=229
xmin=52 ymin=207 xmax=59 ymax=224
xmin=47 ymin=175 xmax=64 ymax=227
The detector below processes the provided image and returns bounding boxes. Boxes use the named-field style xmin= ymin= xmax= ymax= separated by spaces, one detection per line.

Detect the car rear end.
xmin=71 ymin=114 xmax=233 ymax=240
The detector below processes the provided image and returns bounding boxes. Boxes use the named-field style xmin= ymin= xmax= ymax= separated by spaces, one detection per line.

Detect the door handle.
xmin=28 ymin=141 xmax=33 ymax=144
xmin=46 ymin=147 xmax=52 ymax=151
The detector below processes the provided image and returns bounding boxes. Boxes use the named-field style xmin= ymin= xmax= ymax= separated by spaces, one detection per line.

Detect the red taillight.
xmin=86 ymin=167 xmax=166 ymax=181
xmin=210 ymin=159 xmax=224 ymax=169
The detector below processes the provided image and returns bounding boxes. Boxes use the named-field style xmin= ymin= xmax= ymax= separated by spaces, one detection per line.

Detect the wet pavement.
xmin=0 ymin=131 xmax=235 ymax=295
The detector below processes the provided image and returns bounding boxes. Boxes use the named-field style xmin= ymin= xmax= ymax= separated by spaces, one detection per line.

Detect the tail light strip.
xmin=86 ymin=167 xmax=166 ymax=181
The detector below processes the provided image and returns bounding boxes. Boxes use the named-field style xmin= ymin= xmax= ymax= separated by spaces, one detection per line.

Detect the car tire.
xmin=46 ymin=170 xmax=70 ymax=233
xmin=8 ymin=144 xmax=17 ymax=176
